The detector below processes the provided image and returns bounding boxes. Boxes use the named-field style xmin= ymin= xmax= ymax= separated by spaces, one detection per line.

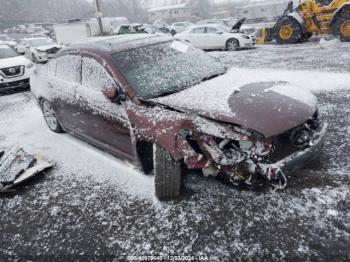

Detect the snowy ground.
xmin=1 ymin=41 xmax=350 ymax=261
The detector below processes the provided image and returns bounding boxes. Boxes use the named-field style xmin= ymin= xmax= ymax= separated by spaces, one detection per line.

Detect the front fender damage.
xmin=125 ymin=102 xmax=327 ymax=189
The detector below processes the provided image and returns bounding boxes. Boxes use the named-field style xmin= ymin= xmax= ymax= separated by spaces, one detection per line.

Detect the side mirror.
xmin=102 ymin=86 xmax=127 ymax=105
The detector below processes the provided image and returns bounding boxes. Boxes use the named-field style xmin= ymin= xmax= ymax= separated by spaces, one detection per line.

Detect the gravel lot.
xmin=1 ymin=41 xmax=350 ymax=261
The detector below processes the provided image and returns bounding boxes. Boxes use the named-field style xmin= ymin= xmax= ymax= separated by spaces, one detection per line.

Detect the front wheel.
xmin=226 ymin=38 xmax=239 ymax=51
xmin=275 ymin=18 xmax=302 ymax=44
xmin=40 ymin=99 xmax=63 ymax=133
xmin=154 ymin=144 xmax=182 ymax=200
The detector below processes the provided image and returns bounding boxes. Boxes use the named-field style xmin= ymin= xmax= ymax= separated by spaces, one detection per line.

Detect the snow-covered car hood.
xmin=35 ymin=45 xmax=62 ymax=52
xmin=151 ymin=70 xmax=318 ymax=137
xmin=0 ymin=55 xmax=31 ymax=69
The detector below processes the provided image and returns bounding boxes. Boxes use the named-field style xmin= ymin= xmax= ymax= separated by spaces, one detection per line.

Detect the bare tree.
xmin=100 ymin=0 xmax=148 ymax=22
xmin=190 ymin=0 xmax=214 ymax=19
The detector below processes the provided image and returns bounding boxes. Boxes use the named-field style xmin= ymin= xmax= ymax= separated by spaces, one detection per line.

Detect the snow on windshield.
xmin=111 ymin=41 xmax=226 ymax=100
xmin=0 ymin=45 xmax=17 ymax=59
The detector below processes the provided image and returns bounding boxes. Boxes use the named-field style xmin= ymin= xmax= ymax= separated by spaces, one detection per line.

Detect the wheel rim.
xmin=228 ymin=40 xmax=238 ymax=50
xmin=340 ymin=20 xmax=350 ymax=37
xmin=279 ymin=24 xmax=294 ymax=40
xmin=42 ymin=101 xmax=58 ymax=130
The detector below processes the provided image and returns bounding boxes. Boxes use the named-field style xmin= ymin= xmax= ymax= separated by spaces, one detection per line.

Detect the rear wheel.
xmin=154 ymin=144 xmax=182 ymax=200
xmin=171 ymin=30 xmax=176 ymax=36
xmin=332 ymin=13 xmax=350 ymax=42
xmin=275 ymin=18 xmax=302 ymax=44
xmin=226 ymin=38 xmax=239 ymax=51
xmin=40 ymin=99 xmax=63 ymax=133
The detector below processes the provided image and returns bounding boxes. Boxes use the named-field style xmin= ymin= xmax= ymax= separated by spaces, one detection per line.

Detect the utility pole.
xmin=95 ymin=0 xmax=104 ymax=35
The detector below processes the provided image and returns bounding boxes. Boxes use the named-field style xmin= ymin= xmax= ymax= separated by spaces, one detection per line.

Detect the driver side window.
xmin=82 ymin=57 xmax=114 ymax=91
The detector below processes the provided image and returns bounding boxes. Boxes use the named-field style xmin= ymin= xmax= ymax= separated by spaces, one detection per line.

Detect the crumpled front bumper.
xmin=258 ymin=122 xmax=328 ymax=182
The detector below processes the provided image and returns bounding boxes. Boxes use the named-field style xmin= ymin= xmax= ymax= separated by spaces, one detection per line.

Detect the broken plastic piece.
xmin=0 ymin=146 xmax=54 ymax=193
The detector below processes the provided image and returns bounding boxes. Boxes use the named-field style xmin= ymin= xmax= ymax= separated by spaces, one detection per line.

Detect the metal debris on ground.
xmin=0 ymin=146 xmax=54 ymax=193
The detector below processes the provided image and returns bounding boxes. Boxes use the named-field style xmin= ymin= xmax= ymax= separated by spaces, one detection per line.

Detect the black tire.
xmin=275 ymin=17 xmax=302 ymax=44
xmin=171 ymin=30 xmax=176 ymax=36
xmin=332 ymin=12 xmax=350 ymax=42
xmin=40 ymin=99 xmax=63 ymax=133
xmin=154 ymin=144 xmax=182 ymax=200
xmin=226 ymin=38 xmax=239 ymax=51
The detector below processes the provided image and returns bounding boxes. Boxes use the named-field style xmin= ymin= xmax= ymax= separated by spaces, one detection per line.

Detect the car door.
xmin=187 ymin=26 xmax=207 ymax=49
xmin=74 ymin=56 xmax=135 ymax=162
xmin=205 ymin=26 xmax=227 ymax=49
xmin=48 ymin=55 xmax=82 ymax=131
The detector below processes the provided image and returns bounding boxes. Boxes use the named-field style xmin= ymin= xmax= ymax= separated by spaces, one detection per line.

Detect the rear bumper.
xmin=0 ymin=78 xmax=30 ymax=95
xmin=258 ymin=122 xmax=328 ymax=180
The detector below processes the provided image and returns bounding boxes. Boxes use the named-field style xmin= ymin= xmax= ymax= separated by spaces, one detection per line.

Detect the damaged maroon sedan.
xmin=31 ymin=34 xmax=327 ymax=199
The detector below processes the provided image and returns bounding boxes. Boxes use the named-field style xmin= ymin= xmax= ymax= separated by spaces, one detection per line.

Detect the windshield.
xmin=223 ymin=19 xmax=238 ymax=27
xmin=29 ymin=39 xmax=53 ymax=47
xmin=0 ymin=45 xmax=18 ymax=59
xmin=216 ymin=25 xmax=231 ymax=33
xmin=111 ymin=41 xmax=226 ymax=100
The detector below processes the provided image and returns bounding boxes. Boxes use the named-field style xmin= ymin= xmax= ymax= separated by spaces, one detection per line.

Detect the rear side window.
xmin=55 ymin=55 xmax=81 ymax=83
xmin=82 ymin=57 xmax=114 ymax=90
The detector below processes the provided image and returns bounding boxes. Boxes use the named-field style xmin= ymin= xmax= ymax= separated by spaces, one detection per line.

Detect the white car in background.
xmin=176 ymin=24 xmax=255 ymax=51
xmin=16 ymin=37 xmax=63 ymax=63
xmin=170 ymin=22 xmax=194 ymax=35
xmin=0 ymin=44 xmax=33 ymax=94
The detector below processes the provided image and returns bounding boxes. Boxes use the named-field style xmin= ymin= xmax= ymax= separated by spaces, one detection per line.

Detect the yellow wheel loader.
xmin=272 ymin=0 xmax=350 ymax=44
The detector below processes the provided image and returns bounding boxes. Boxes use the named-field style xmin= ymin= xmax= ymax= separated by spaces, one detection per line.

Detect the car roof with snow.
xmin=62 ymin=34 xmax=172 ymax=54
xmin=23 ymin=37 xmax=51 ymax=41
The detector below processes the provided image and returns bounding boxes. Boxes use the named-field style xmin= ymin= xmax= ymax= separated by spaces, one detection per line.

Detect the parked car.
xmin=169 ymin=22 xmax=195 ymax=35
xmin=0 ymin=44 xmax=33 ymax=94
xmin=0 ymin=35 xmax=17 ymax=48
xmin=139 ymin=24 xmax=157 ymax=34
xmin=197 ymin=19 xmax=226 ymax=26
xmin=114 ymin=24 xmax=155 ymax=35
xmin=176 ymin=24 xmax=255 ymax=51
xmin=31 ymin=34 xmax=327 ymax=200
xmin=16 ymin=37 xmax=63 ymax=63
xmin=153 ymin=20 xmax=171 ymax=34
